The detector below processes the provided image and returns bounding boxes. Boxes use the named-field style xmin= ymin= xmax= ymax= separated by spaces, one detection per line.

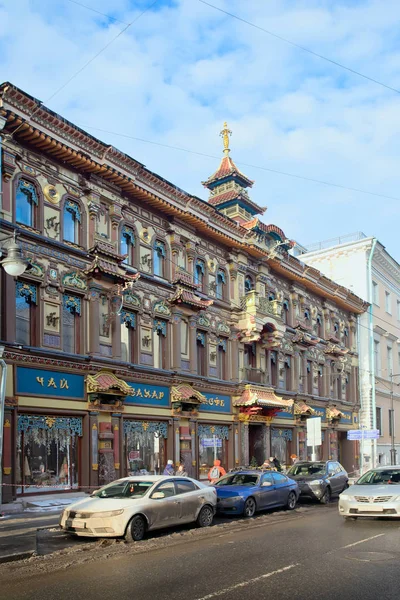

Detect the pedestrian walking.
xmin=208 ymin=459 xmax=226 ymax=484
xmin=163 ymin=459 xmax=175 ymax=476
xmin=290 ymin=454 xmax=299 ymax=465
xmin=261 ymin=459 xmax=276 ymax=471
xmin=176 ymin=463 xmax=188 ymax=477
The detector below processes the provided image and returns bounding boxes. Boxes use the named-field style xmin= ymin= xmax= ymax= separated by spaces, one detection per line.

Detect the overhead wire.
xmin=9 ymin=0 xmax=160 ymax=139
xmin=63 ymin=0 xmax=129 ymax=24
xmin=198 ymin=0 xmax=400 ymax=95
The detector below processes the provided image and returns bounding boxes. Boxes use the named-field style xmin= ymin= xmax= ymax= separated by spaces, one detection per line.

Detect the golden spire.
xmin=220 ymin=121 xmax=232 ymax=156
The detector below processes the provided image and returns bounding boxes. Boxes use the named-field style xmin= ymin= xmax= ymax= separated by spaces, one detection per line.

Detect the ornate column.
xmin=230 ymin=328 xmax=239 ymax=382
xmin=170 ymin=233 xmax=181 ymax=280
xmin=189 ymin=317 xmax=197 ymax=374
xmin=325 ymin=360 xmax=332 ymax=398
xmin=241 ymin=421 xmax=249 ymax=465
xmin=263 ymin=423 xmax=271 ymax=463
xmin=87 ymin=191 xmax=101 ymax=248
xmin=303 ymin=353 xmax=308 ymax=394
xmin=3 ymin=272 xmax=16 ymax=343
xmin=111 ymin=298 xmax=121 ymax=360
xmin=266 ymin=350 xmax=272 ymax=385
xmin=88 ymin=284 xmax=102 ymax=356
xmin=171 ymin=310 xmax=182 ymax=370
xmin=89 ymin=413 xmax=99 ymax=490
xmin=185 ymin=242 xmax=196 ymax=277
xmin=1 ymin=409 xmax=13 ymax=503
xmin=0 ymin=149 xmax=17 ymax=216
xmin=112 ymin=415 xmax=122 ymax=479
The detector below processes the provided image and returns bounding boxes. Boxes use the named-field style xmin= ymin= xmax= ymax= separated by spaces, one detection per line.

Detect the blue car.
xmin=215 ymin=470 xmax=300 ymax=518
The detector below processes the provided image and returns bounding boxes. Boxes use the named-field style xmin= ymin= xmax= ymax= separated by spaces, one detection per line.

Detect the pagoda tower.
xmin=202 ymin=123 xmax=266 ymax=225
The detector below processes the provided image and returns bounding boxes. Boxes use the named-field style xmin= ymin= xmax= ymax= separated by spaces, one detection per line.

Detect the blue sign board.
xmin=310 ymin=406 xmax=326 ymax=421
xmin=125 ymin=382 xmax=170 ymax=407
xmin=16 ymin=367 xmax=85 ymax=399
xmin=347 ymin=429 xmax=380 ymax=440
xmin=340 ymin=411 xmax=353 ymax=424
xmin=200 ymin=393 xmax=231 ymax=413
xmin=275 ymin=408 xmax=294 ymax=419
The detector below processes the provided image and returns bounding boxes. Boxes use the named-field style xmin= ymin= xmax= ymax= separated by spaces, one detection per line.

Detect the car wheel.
xmin=125 ymin=515 xmax=146 ymax=542
xmin=243 ymin=497 xmax=256 ymax=518
xmin=197 ymin=505 xmax=214 ymax=528
xmin=286 ymin=491 xmax=297 ymax=511
xmin=320 ymin=487 xmax=331 ymax=505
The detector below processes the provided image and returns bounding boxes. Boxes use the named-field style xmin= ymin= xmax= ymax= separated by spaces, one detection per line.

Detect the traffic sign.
xmin=307 ymin=417 xmax=322 ymax=447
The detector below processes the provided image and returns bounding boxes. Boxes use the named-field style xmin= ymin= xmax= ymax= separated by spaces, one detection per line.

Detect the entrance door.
xmin=249 ymin=424 xmax=265 ymax=467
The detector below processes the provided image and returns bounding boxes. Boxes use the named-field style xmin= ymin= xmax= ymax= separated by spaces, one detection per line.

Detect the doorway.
xmin=249 ymin=424 xmax=265 ymax=467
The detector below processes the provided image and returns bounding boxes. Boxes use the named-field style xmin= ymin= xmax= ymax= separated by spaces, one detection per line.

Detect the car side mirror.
xmin=151 ymin=492 xmax=165 ymax=499
xmin=262 ymin=481 xmax=273 ymax=487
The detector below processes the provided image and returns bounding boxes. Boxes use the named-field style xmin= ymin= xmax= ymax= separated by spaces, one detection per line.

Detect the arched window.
xmin=268 ymin=291 xmax=276 ymax=301
xmin=121 ymin=226 xmax=135 ymax=266
xmin=304 ymin=309 xmax=310 ymax=321
xmin=153 ymin=240 xmax=166 ymax=277
xmin=194 ymin=259 xmax=205 ymax=291
xmin=283 ymin=299 xmax=290 ymax=325
xmin=244 ymin=276 xmax=254 ymax=293
xmin=316 ymin=314 xmax=323 ymax=337
xmin=216 ymin=269 xmax=227 ymax=301
xmin=121 ymin=309 xmax=137 ymax=363
xmin=63 ymin=200 xmax=81 ymax=244
xmin=16 ymin=179 xmax=38 ymax=227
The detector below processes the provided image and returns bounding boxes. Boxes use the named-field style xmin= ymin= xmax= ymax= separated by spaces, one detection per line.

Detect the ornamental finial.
xmin=220 ymin=122 xmax=232 ymax=156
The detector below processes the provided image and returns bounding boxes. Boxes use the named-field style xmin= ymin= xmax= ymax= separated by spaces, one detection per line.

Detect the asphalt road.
xmin=1 ymin=504 xmax=400 ymax=600
xmin=0 ymin=513 xmax=60 ymax=559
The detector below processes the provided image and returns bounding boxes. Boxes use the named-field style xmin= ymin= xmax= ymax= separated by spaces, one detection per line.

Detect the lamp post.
xmin=0 ymin=230 xmax=29 ymax=507
xmin=390 ymin=372 xmax=400 ymax=466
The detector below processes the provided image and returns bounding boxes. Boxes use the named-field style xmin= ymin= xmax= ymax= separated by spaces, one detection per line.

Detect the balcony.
xmin=240 ymin=367 xmax=267 ymax=385
xmin=240 ymin=292 xmax=283 ymax=319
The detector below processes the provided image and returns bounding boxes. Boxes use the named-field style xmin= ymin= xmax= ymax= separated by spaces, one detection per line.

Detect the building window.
xmin=374 ymin=340 xmax=381 ymax=376
xmin=198 ymin=425 xmax=228 ymax=481
xmin=244 ymin=276 xmax=254 ymax=293
xmin=387 ymin=345 xmax=393 ymax=375
xmin=216 ymin=269 xmax=227 ymax=301
xmin=372 ymin=281 xmax=379 ymax=305
xmin=194 ymin=259 xmax=205 ymax=291
xmin=16 ymin=179 xmax=38 ymax=227
xmin=121 ymin=310 xmax=137 ymax=363
xmin=317 ymin=315 xmax=323 ymax=338
xmin=244 ymin=343 xmax=256 ymax=369
xmin=283 ymin=300 xmax=290 ymax=325
xmin=376 ymin=407 xmax=382 ymax=436
xmin=389 ymin=409 xmax=395 ymax=438
xmin=120 ymin=226 xmax=135 ymax=266
xmin=124 ymin=420 xmax=167 ymax=475
xmin=344 ymin=327 xmax=350 ymax=348
xmin=17 ymin=416 xmax=81 ymax=494
xmin=268 ymin=291 xmax=276 ymax=301
xmin=153 ymin=240 xmax=166 ymax=277
xmin=62 ymin=295 xmax=81 ymax=354
xmin=385 ymin=291 xmax=392 ymax=314
xmin=270 ymin=351 xmax=278 ymax=387
xmin=318 ymin=367 xmax=324 ymax=396
xmin=284 ymin=357 xmax=291 ymax=390
xmin=15 ymin=282 xmax=37 ymax=346
xmin=345 ymin=374 xmax=351 ymax=401
xmin=181 ymin=320 xmax=189 ymax=361
xmin=307 ymin=361 xmax=313 ymax=394
xmin=217 ymin=338 xmax=227 ymax=380
xmin=63 ymin=200 xmax=81 ymax=244
xmin=197 ymin=331 xmax=207 ymax=376
xmin=304 ymin=309 xmax=310 ymax=322
xmin=154 ymin=319 xmax=167 ymax=369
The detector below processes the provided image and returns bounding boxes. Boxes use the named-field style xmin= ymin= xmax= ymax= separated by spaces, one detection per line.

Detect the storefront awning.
xmin=234 ymin=386 xmax=294 ymax=409
xmin=294 ymin=402 xmax=316 ymax=416
xmin=171 ymin=384 xmax=206 ymax=405
xmin=326 ymin=407 xmax=344 ymax=420
xmin=86 ymin=371 xmax=133 ymax=396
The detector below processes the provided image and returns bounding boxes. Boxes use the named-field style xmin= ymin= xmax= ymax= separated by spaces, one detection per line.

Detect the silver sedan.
xmin=60 ymin=476 xmax=217 ymax=541
xmin=339 ymin=466 xmax=400 ymax=520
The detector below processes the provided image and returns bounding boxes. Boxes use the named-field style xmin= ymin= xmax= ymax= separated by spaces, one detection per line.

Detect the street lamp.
xmin=390 ymin=373 xmax=400 ymax=466
xmin=0 ymin=231 xmax=29 ymax=277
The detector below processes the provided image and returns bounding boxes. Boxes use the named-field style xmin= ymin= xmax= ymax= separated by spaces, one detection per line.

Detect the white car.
xmin=339 ymin=466 xmax=400 ymax=520
xmin=60 ymin=475 xmax=217 ymax=541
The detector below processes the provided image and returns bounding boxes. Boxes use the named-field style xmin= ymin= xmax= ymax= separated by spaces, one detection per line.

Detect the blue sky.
xmin=1 ymin=0 xmax=400 ymax=260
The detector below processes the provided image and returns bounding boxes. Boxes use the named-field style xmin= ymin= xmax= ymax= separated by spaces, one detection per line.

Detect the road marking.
xmin=341 ymin=534 xmax=385 ymax=549
xmin=194 ymin=564 xmax=300 ymax=600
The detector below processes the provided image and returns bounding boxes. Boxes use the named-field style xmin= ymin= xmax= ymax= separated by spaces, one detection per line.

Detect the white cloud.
xmin=1 ymin=0 xmax=400 ymax=260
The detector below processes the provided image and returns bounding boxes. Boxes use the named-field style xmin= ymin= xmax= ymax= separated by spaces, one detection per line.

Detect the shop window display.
xmin=198 ymin=425 xmax=229 ymax=480
xmin=16 ymin=415 xmax=81 ymax=494
xmin=124 ymin=420 xmax=168 ymax=475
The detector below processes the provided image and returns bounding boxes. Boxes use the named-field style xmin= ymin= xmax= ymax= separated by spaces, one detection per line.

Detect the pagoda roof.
xmin=169 ymin=287 xmax=214 ymax=309
xmin=208 ymin=190 xmax=265 ymax=215
xmin=202 ymin=156 xmax=254 ymax=188
xmin=234 ymin=386 xmax=294 ymax=409
xmin=242 ymin=219 xmax=294 ymax=246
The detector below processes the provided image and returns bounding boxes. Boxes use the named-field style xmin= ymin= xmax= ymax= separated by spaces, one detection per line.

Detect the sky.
xmin=1 ymin=0 xmax=400 ymax=261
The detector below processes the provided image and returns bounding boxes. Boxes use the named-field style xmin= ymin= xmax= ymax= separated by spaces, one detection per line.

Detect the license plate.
xmin=358 ymin=506 xmax=383 ymax=512
xmin=66 ymin=519 xmax=86 ymax=528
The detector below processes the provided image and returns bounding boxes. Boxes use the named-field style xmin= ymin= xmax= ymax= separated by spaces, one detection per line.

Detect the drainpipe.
xmin=366 ymin=238 xmax=377 ymax=471
xmin=0 ymin=353 xmax=7 ymax=507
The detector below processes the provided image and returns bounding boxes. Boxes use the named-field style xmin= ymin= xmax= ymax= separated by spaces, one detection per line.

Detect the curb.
xmin=0 ymin=551 xmax=36 ymax=565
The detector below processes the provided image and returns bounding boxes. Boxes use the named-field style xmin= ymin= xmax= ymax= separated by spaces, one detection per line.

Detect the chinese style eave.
xmin=86 ymin=371 xmax=133 ymax=396
xmin=234 ymin=385 xmax=294 ymax=410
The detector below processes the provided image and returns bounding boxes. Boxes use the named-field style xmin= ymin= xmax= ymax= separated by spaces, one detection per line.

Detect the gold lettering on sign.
xmin=60 ymin=379 xmax=69 ymax=389
xmin=36 ymin=377 xmax=44 ymax=386
xmin=47 ymin=378 xmax=57 ymax=388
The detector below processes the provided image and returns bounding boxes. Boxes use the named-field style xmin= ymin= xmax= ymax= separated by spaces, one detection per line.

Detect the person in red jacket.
xmin=208 ymin=459 xmax=226 ymax=484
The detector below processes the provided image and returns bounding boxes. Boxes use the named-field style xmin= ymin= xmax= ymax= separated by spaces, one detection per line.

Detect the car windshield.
xmin=215 ymin=474 xmax=259 ymax=487
xmin=92 ymin=480 xmax=154 ymax=498
xmin=356 ymin=470 xmax=400 ymax=485
xmin=287 ymin=463 xmax=326 ymax=476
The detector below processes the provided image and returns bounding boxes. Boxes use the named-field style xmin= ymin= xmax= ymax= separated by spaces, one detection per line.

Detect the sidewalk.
xmin=1 ymin=492 xmax=89 ymax=516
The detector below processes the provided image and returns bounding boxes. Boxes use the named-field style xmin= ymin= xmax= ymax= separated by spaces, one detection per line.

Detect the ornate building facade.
xmin=0 ymin=84 xmax=368 ymax=502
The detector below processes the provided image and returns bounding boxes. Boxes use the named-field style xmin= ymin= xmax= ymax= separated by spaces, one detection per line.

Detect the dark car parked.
xmin=287 ymin=461 xmax=348 ymax=504
xmin=215 ymin=470 xmax=299 ymax=518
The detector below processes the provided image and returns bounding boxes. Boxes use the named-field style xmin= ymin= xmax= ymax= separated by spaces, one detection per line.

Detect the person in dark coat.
xmin=270 ymin=456 xmax=282 ymax=472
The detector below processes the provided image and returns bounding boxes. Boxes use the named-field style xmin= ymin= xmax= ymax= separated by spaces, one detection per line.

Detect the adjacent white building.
xmin=293 ymin=233 xmax=400 ymax=471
